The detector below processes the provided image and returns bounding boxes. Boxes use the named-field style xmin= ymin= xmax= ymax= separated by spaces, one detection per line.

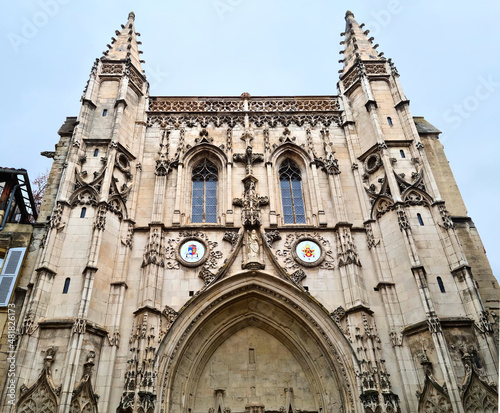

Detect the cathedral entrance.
xmin=156 ymin=274 xmax=358 ymax=413
xmin=194 ymin=325 xmax=316 ymax=413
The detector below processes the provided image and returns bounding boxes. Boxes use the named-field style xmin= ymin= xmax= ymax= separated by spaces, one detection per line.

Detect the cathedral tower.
xmin=2 ymin=11 xmax=498 ymax=413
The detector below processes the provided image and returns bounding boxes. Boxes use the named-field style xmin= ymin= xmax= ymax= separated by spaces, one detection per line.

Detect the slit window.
xmin=400 ymin=149 xmax=405 ymax=158
xmin=63 ymin=277 xmax=70 ymax=294
xmin=80 ymin=207 xmax=87 ymax=218
xmin=102 ymin=109 xmax=108 ymax=117
xmin=191 ymin=159 xmax=218 ymax=223
xmin=417 ymin=213 xmax=424 ymax=226
xmin=387 ymin=117 xmax=393 ymax=126
xmin=279 ymin=159 xmax=306 ymax=224
xmin=437 ymin=277 xmax=445 ymax=293
xmin=94 ymin=148 xmax=99 ymax=157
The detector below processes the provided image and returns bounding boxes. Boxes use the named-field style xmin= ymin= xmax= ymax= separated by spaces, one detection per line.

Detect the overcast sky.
xmin=2 ymin=0 xmax=499 ymax=280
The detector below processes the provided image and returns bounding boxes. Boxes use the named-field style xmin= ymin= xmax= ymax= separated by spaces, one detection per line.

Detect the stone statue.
xmin=247 ymin=230 xmax=259 ymax=259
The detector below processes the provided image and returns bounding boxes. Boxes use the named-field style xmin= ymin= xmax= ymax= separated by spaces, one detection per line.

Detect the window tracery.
xmin=191 ymin=159 xmax=218 ymax=223
xmin=279 ymin=159 xmax=306 ymax=224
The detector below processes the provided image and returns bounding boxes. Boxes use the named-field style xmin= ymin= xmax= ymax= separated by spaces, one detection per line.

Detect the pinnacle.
xmin=340 ymin=11 xmax=384 ymax=74
xmin=102 ymin=12 xmax=144 ymax=73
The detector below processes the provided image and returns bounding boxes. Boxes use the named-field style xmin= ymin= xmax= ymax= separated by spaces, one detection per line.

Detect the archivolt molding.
xmin=156 ymin=274 xmax=359 ymax=413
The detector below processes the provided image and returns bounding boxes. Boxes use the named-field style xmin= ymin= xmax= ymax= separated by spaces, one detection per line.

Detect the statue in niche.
xmin=248 ymin=230 xmax=259 ymax=259
xmin=242 ymin=228 xmax=265 ymax=270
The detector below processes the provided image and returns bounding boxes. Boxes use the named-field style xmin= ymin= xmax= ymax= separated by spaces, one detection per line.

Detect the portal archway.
xmin=156 ymin=273 xmax=360 ymax=413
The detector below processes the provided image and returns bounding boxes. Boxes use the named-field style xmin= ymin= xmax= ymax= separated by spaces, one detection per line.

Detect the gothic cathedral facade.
xmin=2 ymin=10 xmax=499 ymax=413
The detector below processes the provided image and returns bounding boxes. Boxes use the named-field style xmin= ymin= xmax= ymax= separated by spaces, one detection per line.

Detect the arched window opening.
xmin=279 ymin=159 xmax=306 ymax=224
xmin=191 ymin=159 xmax=218 ymax=223
xmin=80 ymin=207 xmax=87 ymax=218
xmin=400 ymin=149 xmax=405 ymax=158
xmin=417 ymin=213 xmax=424 ymax=226
xmin=94 ymin=148 xmax=99 ymax=157
xmin=102 ymin=109 xmax=108 ymax=117
xmin=437 ymin=276 xmax=446 ymax=293
xmin=387 ymin=117 xmax=393 ymax=126
xmin=63 ymin=277 xmax=70 ymax=294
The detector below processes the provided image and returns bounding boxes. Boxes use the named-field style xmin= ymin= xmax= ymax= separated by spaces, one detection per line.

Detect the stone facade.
xmin=1 ymin=10 xmax=498 ymax=413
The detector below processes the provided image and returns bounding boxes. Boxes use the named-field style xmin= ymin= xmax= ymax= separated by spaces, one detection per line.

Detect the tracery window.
xmin=279 ymin=159 xmax=306 ymax=224
xmin=191 ymin=159 xmax=218 ymax=223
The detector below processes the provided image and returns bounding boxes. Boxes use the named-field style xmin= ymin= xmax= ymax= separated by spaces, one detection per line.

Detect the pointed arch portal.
xmin=156 ymin=273 xmax=360 ymax=413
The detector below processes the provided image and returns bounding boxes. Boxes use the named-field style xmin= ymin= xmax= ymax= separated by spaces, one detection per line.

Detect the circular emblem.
xmin=292 ymin=238 xmax=324 ymax=267
xmin=176 ymin=238 xmax=208 ymax=267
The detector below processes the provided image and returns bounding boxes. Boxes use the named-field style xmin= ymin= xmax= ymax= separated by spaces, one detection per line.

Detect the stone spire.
xmin=340 ymin=10 xmax=383 ymax=74
xmin=102 ymin=11 xmax=144 ymax=72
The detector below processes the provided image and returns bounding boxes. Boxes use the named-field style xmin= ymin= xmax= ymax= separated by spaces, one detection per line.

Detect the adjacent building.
xmin=2 ymin=11 xmax=498 ymax=413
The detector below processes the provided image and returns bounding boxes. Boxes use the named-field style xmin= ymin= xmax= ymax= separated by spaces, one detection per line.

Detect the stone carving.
xmin=389 ymin=329 xmax=403 ymax=347
xmin=199 ymin=268 xmax=216 ymax=285
xmin=149 ymin=98 xmax=245 ymax=112
xmin=342 ymin=67 xmax=359 ymax=90
xmin=128 ymin=63 xmax=145 ymax=90
xmin=147 ymin=113 xmax=341 ymax=129
xmin=330 ymin=306 xmax=346 ymax=325
xmin=290 ymin=269 xmax=306 ymax=284
xmin=17 ymin=348 xmax=59 ymax=413
xmin=364 ymin=223 xmax=380 ymax=249
xmin=437 ymin=204 xmax=454 ymax=229
xmin=315 ymin=151 xmax=341 ymax=175
xmin=396 ymin=205 xmax=410 ymax=232
xmin=121 ymin=313 xmax=159 ymax=413
xmin=355 ymin=314 xmax=401 ymax=413
xmin=233 ymin=142 xmax=264 ymax=175
xmin=275 ymin=233 xmax=335 ymax=270
xmin=155 ymin=128 xmax=178 ymax=176
xmin=160 ymin=284 xmax=355 ymax=411
xmin=265 ymin=230 xmax=282 ymax=247
xmin=365 ymin=63 xmax=387 ymax=75
xmin=247 ymin=230 xmax=260 ymax=259
xmin=73 ymin=317 xmax=87 ymax=334
xmin=49 ymin=202 xmax=65 ymax=230
xmin=162 ymin=305 xmax=178 ymax=331
xmin=427 ymin=314 xmax=441 ymax=333
xmin=164 ymin=238 xmax=180 ymax=270
xmin=108 ymin=331 xmax=120 ymax=347
xmin=177 ymin=231 xmax=223 ymax=283
xmin=459 ymin=345 xmax=498 ymax=411
xmin=388 ymin=58 xmax=399 ymax=76
xmin=142 ymin=228 xmax=165 ymax=267
xmin=396 ymin=169 xmax=429 ymax=200
xmin=242 ymin=229 xmax=265 ymax=270
xmin=19 ymin=311 xmax=38 ymax=336
xmin=93 ymin=203 xmax=107 ymax=231
xmin=336 ymin=228 xmax=361 ymax=267
xmin=101 ymin=62 xmax=123 ymax=75
xmin=149 ymin=96 xmax=340 ymax=112
xmin=476 ymin=310 xmax=493 ymax=334
xmin=122 ymin=222 xmax=134 ymax=248
xmin=70 ymin=351 xmax=99 ymax=413
xmin=233 ymin=176 xmax=269 ymax=228
xmin=223 ymin=231 xmax=240 ymax=248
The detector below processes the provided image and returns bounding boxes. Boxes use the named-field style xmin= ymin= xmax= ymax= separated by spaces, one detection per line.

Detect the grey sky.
xmin=2 ymin=0 xmax=499 ymax=280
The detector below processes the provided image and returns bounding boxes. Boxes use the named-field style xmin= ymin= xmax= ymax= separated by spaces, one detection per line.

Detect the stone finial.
xmin=345 ymin=10 xmax=355 ymax=19
xmin=128 ymin=12 xmax=135 ymax=21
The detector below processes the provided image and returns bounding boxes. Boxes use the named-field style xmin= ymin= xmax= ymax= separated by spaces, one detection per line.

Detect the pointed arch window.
xmin=191 ymin=159 xmax=218 ymax=223
xmin=279 ymin=159 xmax=306 ymax=224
